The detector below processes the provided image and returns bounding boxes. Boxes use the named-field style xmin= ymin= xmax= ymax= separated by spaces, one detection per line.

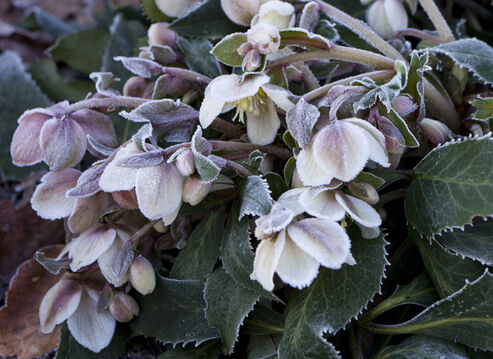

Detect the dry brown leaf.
xmin=0 ymin=245 xmax=64 ymax=359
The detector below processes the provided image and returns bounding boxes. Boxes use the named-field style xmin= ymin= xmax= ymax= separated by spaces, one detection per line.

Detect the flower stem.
xmin=225 ymin=160 xmax=254 ymax=177
xmin=65 ymin=96 xmax=147 ymax=113
xmin=211 ymin=141 xmax=292 ymax=160
xmin=391 ymin=28 xmax=443 ymax=45
xmin=294 ymin=63 xmax=320 ymax=90
xmin=418 ymin=0 xmax=455 ymax=42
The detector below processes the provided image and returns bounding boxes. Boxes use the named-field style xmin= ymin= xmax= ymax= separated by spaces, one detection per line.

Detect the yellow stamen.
xmin=232 ymin=89 xmax=268 ymax=124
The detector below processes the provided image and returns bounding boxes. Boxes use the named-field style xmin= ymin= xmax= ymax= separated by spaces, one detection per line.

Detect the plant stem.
xmin=225 ymin=160 xmax=254 ymax=176
xmin=129 ymin=220 xmax=160 ymax=245
xmin=65 ymin=96 xmax=147 ymax=113
xmin=211 ymin=141 xmax=292 ymax=160
xmin=391 ymin=29 xmax=443 ymax=45
xmin=418 ymin=0 xmax=455 ymax=42
xmin=294 ymin=62 xmax=320 ymax=90
xmin=210 ymin=118 xmax=245 ymax=138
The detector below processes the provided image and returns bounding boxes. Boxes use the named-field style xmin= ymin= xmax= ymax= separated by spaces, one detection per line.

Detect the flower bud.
xmin=348 ymin=182 xmax=379 ymax=205
xmin=155 ymin=0 xmax=202 ymax=18
xmin=148 ymin=22 xmax=177 ymax=48
xmin=375 ymin=114 xmax=405 ymax=168
xmin=242 ymin=49 xmax=263 ymax=72
xmin=109 ymin=291 xmax=140 ymax=323
xmin=175 ymin=149 xmax=195 ymax=176
xmin=299 ymin=2 xmax=320 ymax=31
xmin=365 ymin=0 xmax=408 ymax=39
xmin=123 ymin=77 xmax=154 ymax=98
xmin=419 ymin=118 xmax=452 ymax=145
xmin=182 ymin=176 xmax=212 ymax=206
xmin=247 ymin=23 xmax=280 ymax=55
xmin=254 ymin=0 xmax=295 ymax=30
xmin=221 ymin=0 xmax=260 ymax=26
xmin=392 ymin=95 xmax=417 ymax=118
xmin=129 ymin=255 xmax=156 ymax=295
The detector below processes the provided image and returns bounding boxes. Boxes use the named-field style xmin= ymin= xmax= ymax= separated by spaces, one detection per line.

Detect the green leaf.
xmin=403 ymin=51 xmax=430 ymax=120
xmin=157 ymin=340 xmax=222 ymax=359
xmin=47 ymin=28 xmax=110 ymax=74
xmin=376 ymin=271 xmax=493 ymax=351
xmin=264 ymin=172 xmax=289 ymax=200
xmin=413 ymin=232 xmax=485 ymax=298
xmin=243 ymin=301 xmax=284 ymax=335
xmin=471 ymin=97 xmax=493 ymax=121
xmin=379 ymin=105 xmax=419 ymax=148
xmin=191 ymin=128 xmax=221 ymax=183
xmin=278 ymin=227 xmax=388 ymax=359
xmin=170 ymin=209 xmax=225 ymax=280
xmin=18 ymin=7 xmax=80 ymax=38
xmin=405 ymin=135 xmax=493 ymax=238
xmin=169 ymin=0 xmax=244 ymax=39
xmin=141 ymin=0 xmax=173 ymax=22
xmin=0 ymin=51 xmax=50 ymax=179
xmin=131 ymin=276 xmax=219 ymax=346
xmin=55 ymin=324 xmax=128 ymax=359
xmin=314 ymin=20 xmax=340 ymax=42
xmin=241 ymin=150 xmax=266 ymax=174
xmin=29 ymin=59 xmax=94 ymax=102
xmin=429 ymin=38 xmax=493 ymax=84
xmin=437 ymin=218 xmax=493 ymax=266
xmin=280 ymin=28 xmax=331 ymax=50
xmin=353 ymin=171 xmax=386 ymax=190
xmin=204 ymin=267 xmax=260 ymax=354
xmin=211 ymin=33 xmax=247 ymax=66
xmin=248 ymin=334 xmax=282 ymax=359
xmin=375 ymin=335 xmax=470 ymax=359
xmin=177 ymin=36 xmax=221 ymax=78
xmin=385 ymin=273 xmax=438 ymax=308
xmin=239 ymin=176 xmax=273 ymax=219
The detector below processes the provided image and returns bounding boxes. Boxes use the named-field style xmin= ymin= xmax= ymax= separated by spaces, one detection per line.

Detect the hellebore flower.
xmin=296 ymin=118 xmax=390 ymax=186
xmin=252 ymin=0 xmax=296 ymax=30
xmin=365 ymin=0 xmax=408 ymax=39
xmin=155 ymin=0 xmax=203 ymax=18
xmin=199 ymin=73 xmax=294 ymax=145
xmin=10 ymin=101 xmax=117 ymax=171
xmin=220 ymin=0 xmax=266 ymax=26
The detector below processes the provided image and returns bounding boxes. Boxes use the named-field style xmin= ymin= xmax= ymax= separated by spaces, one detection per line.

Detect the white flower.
xmin=247 ymin=23 xmax=281 ymax=55
xmin=155 ymin=0 xmax=203 ymax=18
xmin=296 ymin=118 xmax=390 ymax=186
xmin=199 ymin=73 xmax=294 ymax=145
xmin=365 ymin=0 xmax=408 ymax=39
xmin=220 ymin=0 xmax=265 ymax=26
xmin=252 ymin=0 xmax=295 ymax=30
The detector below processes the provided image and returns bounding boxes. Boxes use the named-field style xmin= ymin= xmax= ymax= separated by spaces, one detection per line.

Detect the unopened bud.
xmin=123 ymin=77 xmax=154 ymax=98
xmin=365 ymin=0 xmax=408 ymax=39
xmin=109 ymin=291 xmax=140 ymax=323
xmin=242 ymin=49 xmax=263 ymax=72
xmin=148 ymin=22 xmax=177 ymax=48
xmin=254 ymin=0 xmax=295 ymax=30
xmin=299 ymin=2 xmax=320 ymax=31
xmin=129 ymin=255 xmax=156 ymax=295
xmin=182 ymin=176 xmax=212 ymax=206
xmin=419 ymin=118 xmax=452 ymax=145
xmin=155 ymin=0 xmax=202 ymax=18
xmin=247 ymin=23 xmax=280 ymax=55
xmin=175 ymin=149 xmax=195 ymax=176
xmin=392 ymin=95 xmax=417 ymax=118
xmin=348 ymin=182 xmax=379 ymax=205
xmin=112 ymin=189 xmax=138 ymax=210
xmin=221 ymin=0 xmax=260 ymax=26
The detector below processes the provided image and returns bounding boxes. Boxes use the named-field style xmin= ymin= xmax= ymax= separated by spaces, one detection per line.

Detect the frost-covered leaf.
xmin=437 ymin=218 xmax=493 ymax=266
xmin=471 ymin=97 xmax=493 ymax=121
xmin=405 ymin=135 xmax=493 ymax=238
xmin=379 ymin=105 xmax=419 ymax=148
xmin=169 ymin=0 xmax=243 ymax=39
xmin=114 ymin=57 xmax=164 ymax=78
xmin=191 ymin=128 xmax=221 ymax=183
xmin=248 ymin=334 xmax=282 ymax=359
xmin=170 ymin=209 xmax=225 ymax=280
xmin=204 ymin=267 xmax=260 ymax=354
xmin=315 ymin=20 xmax=340 ymax=42
xmin=241 ymin=150 xmax=266 ymax=174
xmin=379 ymin=271 xmax=493 ymax=351
xmin=280 ymin=28 xmax=332 ymax=50
xmin=375 ymin=335 xmax=470 ymax=359
xmin=157 ymin=340 xmax=222 ymax=359
xmin=403 ymin=52 xmax=430 ymax=120
xmin=239 ymin=176 xmax=273 ymax=219
xmin=278 ymin=227 xmax=387 ymax=358
xmin=131 ymin=276 xmax=219 ymax=346
xmin=286 ymin=98 xmax=320 ymax=148
xmin=381 ymin=273 xmax=438 ymax=311
xmin=177 ymin=36 xmax=221 ymax=78
xmin=429 ymin=38 xmax=493 ymax=84
xmin=211 ymin=33 xmax=248 ymax=66
xmin=35 ymin=250 xmax=70 ymax=275
xmin=141 ymin=0 xmax=173 ymax=22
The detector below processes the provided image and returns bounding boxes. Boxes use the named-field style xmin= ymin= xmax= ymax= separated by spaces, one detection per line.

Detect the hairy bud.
xmin=221 ymin=0 xmax=261 ymax=26
xmin=299 ymin=2 xmax=320 ymax=31
xmin=123 ymin=77 xmax=154 ymax=98
xmin=175 ymin=149 xmax=195 ymax=176
xmin=148 ymin=22 xmax=177 ymax=48
xmin=253 ymin=0 xmax=295 ymax=30
xmin=419 ymin=118 xmax=452 ymax=145
xmin=392 ymin=95 xmax=417 ymax=118
xmin=348 ymin=182 xmax=379 ymax=205
xmin=182 ymin=176 xmax=212 ymax=206
xmin=129 ymin=255 xmax=156 ymax=295
xmin=247 ymin=23 xmax=280 ymax=55
xmin=365 ymin=0 xmax=408 ymax=39
xmin=109 ymin=291 xmax=140 ymax=323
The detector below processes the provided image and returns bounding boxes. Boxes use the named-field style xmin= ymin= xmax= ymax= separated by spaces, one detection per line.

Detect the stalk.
xmin=211 ymin=141 xmax=292 ymax=160
xmin=418 ymin=0 xmax=455 ymax=42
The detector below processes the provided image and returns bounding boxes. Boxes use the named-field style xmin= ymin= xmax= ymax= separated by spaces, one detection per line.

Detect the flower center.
xmin=232 ymin=88 xmax=268 ymax=123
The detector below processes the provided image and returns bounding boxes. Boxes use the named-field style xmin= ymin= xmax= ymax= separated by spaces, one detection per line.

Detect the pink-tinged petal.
xmin=97 ymin=238 xmax=128 ymax=287
xmin=10 ymin=109 xmax=51 ymax=166
xmin=69 ymin=226 xmax=117 ymax=271
xmin=246 ymin=99 xmax=280 ymax=145
xmin=250 ymin=230 xmax=286 ymax=291
xmin=255 ymin=202 xmax=294 ymax=238
xmin=275 ymin=235 xmax=319 ymax=289
xmin=199 ymin=83 xmax=227 ymax=129
xmin=112 ymin=189 xmax=139 ymax=209
xmin=312 ymin=121 xmax=370 ymax=182
xmin=67 ymin=290 xmax=116 ymax=353
xmin=68 ymin=191 xmax=114 ymax=234
xmin=344 ymin=118 xmax=390 ymax=167
xmin=287 ymin=218 xmax=350 ymax=269
xmin=135 ymin=163 xmax=184 ymax=219
xmin=39 ymin=279 xmax=82 ymax=333
xmin=71 ymin=109 xmax=118 ymax=152
xmin=261 ymin=83 xmax=295 ymax=112
xmin=296 ymin=145 xmax=333 ymax=186
xmin=335 ymin=192 xmax=382 ymax=228
xmin=99 ymin=143 xmax=141 ymax=192
xmin=40 ymin=118 xmax=87 ymax=170
xmin=31 ymin=168 xmax=81 ymax=220
xmin=299 ymin=188 xmax=345 ymax=221
xmin=277 ymin=187 xmax=308 ymax=216
xmin=209 ymin=73 xmax=269 ymax=102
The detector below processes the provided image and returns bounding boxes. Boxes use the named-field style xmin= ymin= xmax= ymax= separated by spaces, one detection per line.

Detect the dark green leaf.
xmin=248 ymin=334 xmax=282 ymax=359
xmin=243 ymin=301 xmax=285 ymax=335
xmin=18 ymin=7 xmax=81 ymax=38
xmin=170 ymin=0 xmax=244 ymax=39
xmin=211 ymin=33 xmax=248 ymax=66
xmin=170 ymin=209 xmax=225 ymax=280
xmin=403 ymin=51 xmax=430 ymax=120
xmin=204 ymin=267 xmax=260 ymax=354
xmin=470 ymin=97 xmax=493 ymax=121
xmin=47 ymin=29 xmax=110 ymax=74
xmin=177 ymin=36 xmax=221 ymax=78
xmin=385 ymin=273 xmax=438 ymax=308
xmin=131 ymin=276 xmax=219 ymax=346
xmin=375 ymin=335 xmax=470 ymax=359
xmin=157 ymin=340 xmax=222 ymax=359
xmin=239 ymin=176 xmax=273 ymax=219
xmin=0 ymin=51 xmax=50 ymax=179
xmin=405 ymin=135 xmax=493 ymax=238
xmin=141 ymin=0 xmax=173 ymax=22
xmin=379 ymin=105 xmax=419 ymax=148
xmin=278 ymin=227 xmax=388 ymax=358
xmin=264 ymin=172 xmax=289 ymax=200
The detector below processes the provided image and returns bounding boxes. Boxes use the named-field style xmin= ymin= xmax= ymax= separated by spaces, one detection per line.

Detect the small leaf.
xmin=35 ymin=250 xmax=70 ymax=275
xmin=280 ymin=28 xmax=332 ymax=50
xmin=379 ymin=106 xmax=419 ymax=148
xmin=170 ymin=209 xmax=225 ymax=280
xmin=315 ymin=20 xmax=340 ymax=42
xmin=211 ymin=33 xmax=248 ymax=67
xmin=353 ymin=172 xmax=386 ymax=190
xmin=239 ymin=176 xmax=273 ymax=219
xmin=191 ymin=128 xmax=221 ymax=183
xmin=471 ymin=97 xmax=493 ymax=121
xmin=131 ymin=276 xmax=219 ymax=346
xmin=241 ymin=150 xmax=266 ymax=174
xmin=177 ymin=36 xmax=221 ymax=78
xmin=286 ymin=98 xmax=320 ymax=148
xmin=204 ymin=267 xmax=260 ymax=354
xmin=403 ymin=51 xmax=430 ymax=120
xmin=405 ymin=134 xmax=493 ymax=238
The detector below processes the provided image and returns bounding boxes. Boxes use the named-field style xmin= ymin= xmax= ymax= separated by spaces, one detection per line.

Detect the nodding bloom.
xmin=251 ymin=0 xmax=295 ymax=30
xmin=296 ymin=118 xmax=390 ymax=186
xmin=365 ymin=0 xmax=408 ymax=39
xmin=10 ymin=101 xmax=117 ymax=171
xmin=154 ymin=0 xmax=203 ymax=18
xmin=220 ymin=0 xmax=266 ymax=26
xmin=199 ymin=73 xmax=294 ymax=145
